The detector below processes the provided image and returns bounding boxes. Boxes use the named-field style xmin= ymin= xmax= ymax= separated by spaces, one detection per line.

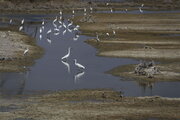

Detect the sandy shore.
xmin=0 ymin=89 xmax=180 ymax=120
xmin=0 ymin=29 xmax=43 ymax=72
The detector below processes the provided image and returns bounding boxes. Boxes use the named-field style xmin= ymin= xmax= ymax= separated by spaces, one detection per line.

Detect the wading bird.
xmin=106 ymin=32 xmax=110 ymax=36
xmin=60 ymin=10 xmax=63 ymax=16
xmin=47 ymin=38 xmax=52 ymax=44
xmin=19 ymin=26 xmax=23 ymax=31
xmin=23 ymin=48 xmax=29 ymax=56
xmin=47 ymin=29 xmax=52 ymax=34
xmin=110 ymin=8 xmax=113 ymax=13
xmin=113 ymin=30 xmax=116 ymax=35
xmin=61 ymin=47 xmax=71 ymax=61
xmin=74 ymin=59 xmax=85 ymax=70
xmin=9 ymin=19 xmax=12 ymax=24
xmin=139 ymin=7 xmax=143 ymax=13
xmin=96 ymin=32 xmax=100 ymax=42
xmin=21 ymin=19 xmax=24 ymax=25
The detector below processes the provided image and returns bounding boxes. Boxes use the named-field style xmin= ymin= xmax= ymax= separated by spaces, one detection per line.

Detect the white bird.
xmin=106 ymin=2 xmax=109 ymax=6
xmin=139 ymin=7 xmax=143 ymax=13
xmin=141 ymin=4 xmax=144 ymax=7
xmin=113 ymin=30 xmax=116 ymax=35
xmin=74 ymin=71 xmax=85 ymax=83
xmin=23 ymin=48 xmax=29 ymax=56
xmin=63 ymin=23 xmax=67 ymax=28
xmin=125 ymin=9 xmax=128 ymax=12
xmin=90 ymin=7 xmax=93 ymax=12
xmin=68 ymin=21 xmax=73 ymax=27
xmin=21 ymin=19 xmax=24 ymax=24
xmin=42 ymin=19 xmax=45 ymax=25
xmin=74 ymin=59 xmax=85 ymax=70
xmin=47 ymin=29 xmax=52 ymax=34
xmin=110 ymin=8 xmax=113 ymax=13
xmin=72 ymin=9 xmax=75 ymax=14
xmin=19 ymin=26 xmax=23 ymax=31
xmin=73 ymin=25 xmax=80 ymax=31
xmin=96 ymin=33 xmax=100 ymax=42
xmin=106 ymin=32 xmax=110 ymax=36
xmin=47 ymin=38 xmax=52 ymax=44
xmin=53 ymin=16 xmax=58 ymax=23
xmin=58 ymin=20 xmax=62 ymax=25
xmin=61 ymin=60 xmax=71 ymax=73
xmin=67 ymin=28 xmax=73 ymax=33
xmin=61 ymin=47 xmax=71 ymax=60
xmin=53 ymin=22 xmax=57 ymax=28
xmin=75 ymin=34 xmax=79 ymax=38
xmin=60 ymin=10 xmax=63 ymax=16
xmin=76 ymin=25 xmax=80 ymax=29
xmin=63 ymin=29 xmax=67 ymax=35
xmin=84 ymin=8 xmax=87 ymax=12
xmin=59 ymin=16 xmax=62 ymax=21
xmin=9 ymin=19 xmax=12 ymax=24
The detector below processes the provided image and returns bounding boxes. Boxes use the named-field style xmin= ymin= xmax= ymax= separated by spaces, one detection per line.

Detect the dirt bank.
xmin=0 ymin=29 xmax=43 ymax=72
xmin=73 ymin=12 xmax=180 ymax=81
xmin=0 ymin=0 xmax=180 ymax=14
xmin=0 ymin=89 xmax=180 ymax=120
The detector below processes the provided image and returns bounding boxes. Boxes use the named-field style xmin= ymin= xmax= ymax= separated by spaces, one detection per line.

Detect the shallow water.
xmin=96 ymin=9 xmax=180 ymax=14
xmin=0 ymin=12 xmax=180 ymax=98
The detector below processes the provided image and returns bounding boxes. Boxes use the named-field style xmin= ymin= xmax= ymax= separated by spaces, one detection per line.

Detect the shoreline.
xmin=0 ymin=29 xmax=43 ymax=72
xmin=73 ymin=12 xmax=180 ymax=81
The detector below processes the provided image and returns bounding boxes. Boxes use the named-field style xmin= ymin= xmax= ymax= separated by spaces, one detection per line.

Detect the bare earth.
xmin=0 ymin=89 xmax=180 ymax=120
xmin=73 ymin=12 xmax=180 ymax=81
xmin=0 ymin=30 xmax=43 ymax=72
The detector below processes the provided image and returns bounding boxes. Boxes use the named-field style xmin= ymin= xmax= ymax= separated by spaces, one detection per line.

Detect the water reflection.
xmin=74 ymin=71 xmax=85 ymax=84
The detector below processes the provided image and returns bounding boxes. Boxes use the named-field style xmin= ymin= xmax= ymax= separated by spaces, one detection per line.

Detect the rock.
xmin=134 ymin=60 xmax=160 ymax=78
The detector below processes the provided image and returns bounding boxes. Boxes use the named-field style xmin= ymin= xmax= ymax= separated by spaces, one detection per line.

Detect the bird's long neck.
xmin=68 ymin=48 xmax=71 ymax=54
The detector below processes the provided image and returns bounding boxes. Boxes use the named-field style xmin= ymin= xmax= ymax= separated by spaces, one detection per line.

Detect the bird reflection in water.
xmin=61 ymin=60 xmax=71 ymax=74
xmin=74 ymin=71 xmax=85 ymax=84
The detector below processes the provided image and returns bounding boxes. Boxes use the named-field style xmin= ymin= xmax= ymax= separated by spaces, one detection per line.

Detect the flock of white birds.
xmin=8 ymin=2 xmax=145 ymax=82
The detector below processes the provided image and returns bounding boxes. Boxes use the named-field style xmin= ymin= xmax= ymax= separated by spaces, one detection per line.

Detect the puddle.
xmin=0 ymin=12 xmax=180 ymax=98
xmin=0 ymin=104 xmax=20 ymax=112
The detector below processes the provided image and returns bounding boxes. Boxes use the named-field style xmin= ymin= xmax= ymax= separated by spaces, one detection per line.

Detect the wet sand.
xmin=0 ymin=89 xmax=180 ymax=120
